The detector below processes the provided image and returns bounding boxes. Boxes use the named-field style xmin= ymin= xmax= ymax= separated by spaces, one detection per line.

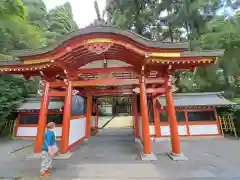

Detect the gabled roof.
xmin=8 ymin=25 xmax=190 ymax=58
xmin=157 ymin=92 xmax=236 ymax=107
xmin=17 ymin=96 xmax=63 ymax=111
xmin=0 ymin=25 xmax=224 ymax=76
xmin=0 ymin=25 xmax=223 ymax=62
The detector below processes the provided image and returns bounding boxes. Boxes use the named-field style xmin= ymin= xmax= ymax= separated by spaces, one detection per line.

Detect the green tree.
xmin=21 ymin=0 xmax=48 ymax=28
xmin=106 ymin=0 xmax=159 ymax=39
xmin=21 ymin=0 xmax=79 ymax=46
xmin=196 ymin=12 xmax=240 ymax=97
xmin=46 ymin=2 xmax=78 ymax=44
xmin=0 ymin=0 xmax=79 ymax=136
xmin=0 ymin=0 xmax=45 ymax=54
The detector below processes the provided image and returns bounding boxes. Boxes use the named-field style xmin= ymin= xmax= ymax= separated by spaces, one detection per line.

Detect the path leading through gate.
xmin=72 ymin=128 xmax=139 ymax=162
xmin=50 ymin=128 xmax=161 ymax=179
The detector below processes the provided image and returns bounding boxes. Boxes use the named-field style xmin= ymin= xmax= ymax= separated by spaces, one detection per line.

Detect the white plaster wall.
xmin=91 ymin=116 xmax=134 ymax=128
xmin=55 ymin=127 xmax=62 ymax=137
xmin=16 ymin=127 xmax=37 ymax=137
xmin=160 ymin=126 xmax=170 ymax=136
xmin=16 ymin=127 xmax=62 ymax=137
xmin=105 ymin=116 xmax=133 ymax=128
xmin=98 ymin=116 xmax=113 ymax=128
xmin=137 ymin=117 xmax=154 ymax=137
xmin=91 ymin=116 xmax=96 ymax=127
xmin=138 ymin=116 xmax=142 ymax=139
xmin=68 ymin=117 xmax=86 ymax=146
xmin=105 ymin=106 xmax=112 ymax=114
xmin=189 ymin=124 xmax=219 ymax=135
xmin=149 ymin=125 xmax=155 ymax=136
xmin=160 ymin=125 xmax=188 ymax=136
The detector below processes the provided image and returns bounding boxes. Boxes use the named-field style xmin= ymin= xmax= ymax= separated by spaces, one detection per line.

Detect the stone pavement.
xmin=1 ymin=130 xmax=240 ymax=179
xmin=152 ymin=137 xmax=240 ymax=179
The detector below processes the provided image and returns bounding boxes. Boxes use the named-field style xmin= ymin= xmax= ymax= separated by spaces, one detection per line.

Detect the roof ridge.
xmin=159 ymin=92 xmax=224 ymax=97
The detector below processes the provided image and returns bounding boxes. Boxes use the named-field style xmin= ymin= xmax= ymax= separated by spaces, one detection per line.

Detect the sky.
xmin=43 ymin=0 xmax=106 ymax=28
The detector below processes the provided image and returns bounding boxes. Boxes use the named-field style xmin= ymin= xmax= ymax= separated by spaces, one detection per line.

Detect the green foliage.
xmin=22 ymin=0 xmax=79 ymax=46
xmin=106 ymin=0 xmax=240 ymax=98
xmin=106 ymin=0 xmax=160 ymax=38
xmin=0 ymin=76 xmax=26 ymax=121
xmin=0 ymin=0 xmax=45 ymax=52
xmin=0 ymin=0 xmax=78 ymax=136
xmin=45 ymin=2 xmax=78 ymax=44
xmin=195 ymin=13 xmax=240 ymax=97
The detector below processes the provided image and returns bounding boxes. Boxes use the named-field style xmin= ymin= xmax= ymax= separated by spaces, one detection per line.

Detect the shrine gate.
xmin=0 ymin=25 xmax=224 ymax=160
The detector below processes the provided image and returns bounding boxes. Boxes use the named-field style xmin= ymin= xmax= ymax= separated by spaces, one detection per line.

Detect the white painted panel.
xmin=160 ymin=125 xmax=188 ymax=136
xmin=107 ymin=60 xmax=130 ymax=67
xmin=16 ymin=127 xmax=62 ymax=137
xmin=68 ymin=117 xmax=86 ymax=146
xmin=138 ymin=116 xmax=142 ymax=139
xmin=98 ymin=116 xmax=113 ymax=127
xmin=91 ymin=116 xmax=96 ymax=128
xmin=80 ymin=60 xmax=103 ymax=69
xmin=149 ymin=125 xmax=155 ymax=136
xmin=160 ymin=126 xmax=170 ymax=136
xmin=189 ymin=125 xmax=219 ymax=135
xmin=178 ymin=125 xmax=188 ymax=135
xmin=55 ymin=127 xmax=62 ymax=137
xmin=106 ymin=116 xmax=133 ymax=128
xmin=17 ymin=127 xmax=37 ymax=137
xmin=138 ymin=117 xmax=155 ymax=137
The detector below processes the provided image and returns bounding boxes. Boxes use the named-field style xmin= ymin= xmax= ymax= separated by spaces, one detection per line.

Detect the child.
xmin=40 ymin=122 xmax=58 ymax=177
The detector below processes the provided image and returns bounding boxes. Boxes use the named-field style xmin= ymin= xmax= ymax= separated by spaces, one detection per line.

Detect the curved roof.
xmin=158 ymin=92 xmax=236 ymax=107
xmin=0 ymin=25 xmax=224 ymax=77
xmin=9 ymin=25 xmax=189 ymax=58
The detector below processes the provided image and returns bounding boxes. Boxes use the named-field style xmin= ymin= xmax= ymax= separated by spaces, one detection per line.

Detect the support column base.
xmin=135 ymin=139 xmax=157 ymax=161
xmin=139 ymin=151 xmax=158 ymax=161
xmin=168 ymin=152 xmax=188 ymax=161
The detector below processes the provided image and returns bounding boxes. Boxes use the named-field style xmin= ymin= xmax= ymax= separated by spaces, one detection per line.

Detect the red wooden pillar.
xmin=165 ymin=78 xmax=181 ymax=155
xmin=152 ymin=96 xmax=161 ymax=137
xmin=214 ymin=108 xmax=222 ymax=135
xmin=132 ymin=93 xmax=139 ymax=137
xmin=139 ymin=76 xmax=152 ymax=154
xmin=96 ymin=103 xmax=99 ymax=132
xmin=35 ymin=82 xmax=50 ymax=153
xmin=60 ymin=81 xmax=72 ymax=153
xmin=85 ymin=95 xmax=93 ymax=138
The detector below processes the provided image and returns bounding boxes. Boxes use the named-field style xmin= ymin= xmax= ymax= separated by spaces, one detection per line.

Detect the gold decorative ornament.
xmin=148 ymin=52 xmax=181 ymax=57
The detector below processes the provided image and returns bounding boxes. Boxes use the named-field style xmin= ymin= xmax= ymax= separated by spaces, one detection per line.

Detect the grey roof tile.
xmin=18 ymin=97 xmax=64 ymax=110
xmin=157 ymin=92 xmax=236 ymax=107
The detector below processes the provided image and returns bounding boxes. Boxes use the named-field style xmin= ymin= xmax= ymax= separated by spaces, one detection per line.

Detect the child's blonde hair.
xmin=46 ymin=122 xmax=56 ymax=129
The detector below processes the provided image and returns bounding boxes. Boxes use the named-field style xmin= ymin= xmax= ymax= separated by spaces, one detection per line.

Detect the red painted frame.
xmin=154 ymin=107 xmax=222 ymax=137
xmin=15 ymin=111 xmax=64 ymax=138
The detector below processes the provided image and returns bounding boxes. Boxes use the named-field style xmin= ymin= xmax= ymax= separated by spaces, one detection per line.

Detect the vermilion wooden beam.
xmin=72 ymin=78 xmax=139 ymax=87
xmin=50 ymin=81 xmax=66 ymax=87
xmin=153 ymin=93 xmax=165 ymax=99
xmin=49 ymin=77 xmax=164 ymax=88
xmin=48 ymin=91 xmax=65 ymax=97
xmin=133 ymin=87 xmax=165 ymax=94
xmin=145 ymin=78 xmax=164 ymax=84
xmin=78 ymin=67 xmax=135 ymax=74
xmin=85 ymin=89 xmax=133 ymax=95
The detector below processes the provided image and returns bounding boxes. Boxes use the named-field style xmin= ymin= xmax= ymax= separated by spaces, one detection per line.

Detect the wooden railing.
xmin=219 ymin=114 xmax=238 ymax=139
